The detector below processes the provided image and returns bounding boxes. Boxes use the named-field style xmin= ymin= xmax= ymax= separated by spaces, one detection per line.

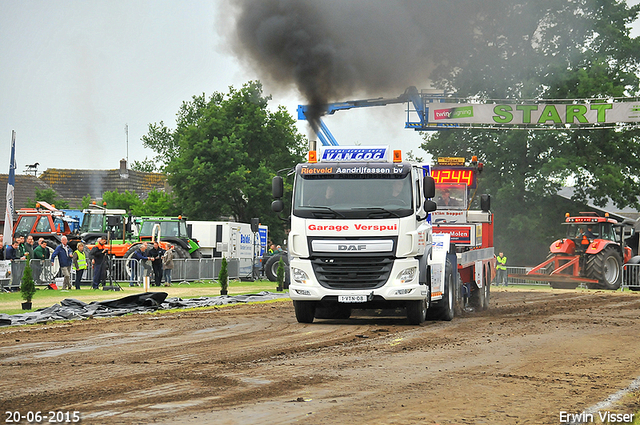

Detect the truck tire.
xmin=585 ymin=246 xmax=622 ymax=290
xmin=470 ymin=273 xmax=486 ymax=310
xmin=293 ymin=301 xmax=316 ymax=323
xmin=406 ymin=286 xmax=429 ymax=325
xmin=265 ymin=254 xmax=287 ymax=282
xmin=482 ymin=267 xmax=491 ymax=310
xmin=434 ymin=259 xmax=454 ymax=321
xmin=454 ymin=271 xmax=464 ymax=316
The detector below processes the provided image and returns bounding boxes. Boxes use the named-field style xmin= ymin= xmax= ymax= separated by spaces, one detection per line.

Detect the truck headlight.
xmin=292 ymin=267 xmax=309 ymax=284
xmin=395 ymin=267 xmax=417 ymax=285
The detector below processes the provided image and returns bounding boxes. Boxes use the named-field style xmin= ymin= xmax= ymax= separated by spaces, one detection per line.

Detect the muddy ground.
xmin=1 ymin=287 xmax=639 ymax=425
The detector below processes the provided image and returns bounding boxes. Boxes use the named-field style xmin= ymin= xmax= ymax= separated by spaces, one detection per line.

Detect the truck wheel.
xmin=453 ymin=272 xmax=464 ymax=316
xmin=482 ymin=268 xmax=491 ymax=310
xmin=293 ymin=301 xmax=316 ymax=323
xmin=470 ymin=276 xmax=485 ymax=310
xmin=407 ymin=286 xmax=429 ymax=325
xmin=437 ymin=259 xmax=455 ymax=321
xmin=586 ymin=246 xmax=622 ymax=290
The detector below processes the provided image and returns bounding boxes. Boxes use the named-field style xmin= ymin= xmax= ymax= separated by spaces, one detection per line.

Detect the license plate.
xmin=338 ymin=295 xmax=367 ymax=303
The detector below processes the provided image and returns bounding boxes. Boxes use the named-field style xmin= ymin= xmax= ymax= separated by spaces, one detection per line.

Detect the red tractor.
xmin=13 ymin=201 xmax=82 ymax=250
xmin=519 ymin=212 xmax=636 ymax=290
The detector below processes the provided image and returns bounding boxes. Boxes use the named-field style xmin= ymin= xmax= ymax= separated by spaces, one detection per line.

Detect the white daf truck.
xmin=271 ymin=146 xmax=455 ymax=324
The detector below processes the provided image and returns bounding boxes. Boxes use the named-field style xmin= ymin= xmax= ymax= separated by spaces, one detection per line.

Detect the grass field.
xmin=0 ymin=279 xmax=286 ymax=316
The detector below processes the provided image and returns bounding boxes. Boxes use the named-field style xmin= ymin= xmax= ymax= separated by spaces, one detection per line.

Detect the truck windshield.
xmin=293 ymin=174 xmax=413 ymax=219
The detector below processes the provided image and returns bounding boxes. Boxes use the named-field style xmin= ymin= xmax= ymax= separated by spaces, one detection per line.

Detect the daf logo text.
xmin=338 ymin=244 xmax=367 ymax=251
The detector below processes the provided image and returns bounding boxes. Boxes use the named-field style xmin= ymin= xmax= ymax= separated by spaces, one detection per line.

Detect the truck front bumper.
xmin=288 ymin=257 xmax=428 ymax=302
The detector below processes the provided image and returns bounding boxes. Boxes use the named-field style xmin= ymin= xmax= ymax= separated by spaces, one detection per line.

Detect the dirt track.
xmin=1 ymin=287 xmax=640 ymax=425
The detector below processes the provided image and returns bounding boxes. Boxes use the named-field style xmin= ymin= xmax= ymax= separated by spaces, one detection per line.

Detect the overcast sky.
xmin=0 ymin=0 xmax=427 ymax=174
xmin=0 ymin=1 xmax=638 ymax=174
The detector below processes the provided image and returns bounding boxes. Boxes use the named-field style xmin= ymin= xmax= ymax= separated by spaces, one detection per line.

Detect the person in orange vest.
xmin=496 ymin=252 xmax=507 ymax=286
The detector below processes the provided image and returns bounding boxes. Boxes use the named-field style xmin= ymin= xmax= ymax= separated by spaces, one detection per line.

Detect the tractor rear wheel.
xmin=265 ymin=254 xmax=287 ymax=282
xmin=172 ymin=245 xmax=190 ymax=259
xmin=585 ymin=246 xmax=622 ymax=290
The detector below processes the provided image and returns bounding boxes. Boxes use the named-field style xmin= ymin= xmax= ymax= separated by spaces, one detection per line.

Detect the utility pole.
xmin=125 ymin=123 xmax=129 ymax=166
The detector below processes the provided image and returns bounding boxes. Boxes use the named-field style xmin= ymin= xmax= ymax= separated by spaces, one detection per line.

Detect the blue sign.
xmin=321 ymin=146 xmax=389 ymax=162
xmin=258 ymin=227 xmax=268 ymax=256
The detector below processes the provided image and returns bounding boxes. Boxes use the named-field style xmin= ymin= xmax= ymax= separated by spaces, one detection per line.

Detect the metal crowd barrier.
xmin=0 ymin=257 xmax=247 ymax=290
xmin=505 ymin=266 xmax=550 ymax=286
xmin=69 ymin=257 xmax=244 ymax=286
xmin=4 ymin=259 xmax=637 ymax=291
xmin=622 ymin=262 xmax=640 ymax=290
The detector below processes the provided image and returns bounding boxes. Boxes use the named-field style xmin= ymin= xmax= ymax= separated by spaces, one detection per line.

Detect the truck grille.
xmin=311 ymin=256 xmax=393 ymax=289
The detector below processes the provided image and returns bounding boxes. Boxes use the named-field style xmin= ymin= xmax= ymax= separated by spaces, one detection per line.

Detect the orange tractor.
xmin=514 ymin=212 xmax=637 ymax=290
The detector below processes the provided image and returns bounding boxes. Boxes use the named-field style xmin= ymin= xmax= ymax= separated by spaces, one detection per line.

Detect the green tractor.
xmin=136 ymin=216 xmax=202 ymax=259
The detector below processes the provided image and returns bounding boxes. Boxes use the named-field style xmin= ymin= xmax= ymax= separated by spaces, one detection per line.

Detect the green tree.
xmin=422 ymin=1 xmax=640 ymax=265
xmin=135 ymin=190 xmax=178 ymax=216
xmin=80 ymin=194 xmax=92 ymax=209
xmin=100 ymin=189 xmax=177 ymax=217
xmin=218 ymin=257 xmax=229 ymax=294
xmin=102 ymin=190 xmax=143 ymax=213
xmin=26 ymin=188 xmax=69 ymax=209
xmin=142 ymin=81 xmax=307 ymax=244
xmin=20 ymin=255 xmax=36 ymax=304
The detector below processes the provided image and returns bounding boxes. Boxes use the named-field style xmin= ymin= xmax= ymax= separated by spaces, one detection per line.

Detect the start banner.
xmin=428 ymin=102 xmax=640 ymax=126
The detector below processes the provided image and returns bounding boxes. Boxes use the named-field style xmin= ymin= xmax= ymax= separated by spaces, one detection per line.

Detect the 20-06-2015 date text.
xmin=5 ymin=411 xmax=80 ymax=423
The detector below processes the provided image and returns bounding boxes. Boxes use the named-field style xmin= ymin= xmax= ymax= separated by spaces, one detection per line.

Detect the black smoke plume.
xmin=223 ymin=1 xmax=503 ymax=125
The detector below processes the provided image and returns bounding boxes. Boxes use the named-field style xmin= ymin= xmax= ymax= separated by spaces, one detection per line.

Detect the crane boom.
xmin=297 ymin=87 xmax=453 ymax=145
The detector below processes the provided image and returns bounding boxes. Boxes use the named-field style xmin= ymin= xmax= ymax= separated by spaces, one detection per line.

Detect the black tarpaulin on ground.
xmin=0 ymin=291 xmax=289 ymax=327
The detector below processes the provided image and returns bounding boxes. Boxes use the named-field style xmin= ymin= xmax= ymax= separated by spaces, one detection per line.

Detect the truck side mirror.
xmin=272 ymin=176 xmax=284 ymax=199
xmin=423 ymin=176 xmax=436 ymax=199
xmin=424 ymin=199 xmax=437 ymax=213
xmin=271 ymin=199 xmax=284 ymax=213
xmin=481 ymin=194 xmax=491 ymax=212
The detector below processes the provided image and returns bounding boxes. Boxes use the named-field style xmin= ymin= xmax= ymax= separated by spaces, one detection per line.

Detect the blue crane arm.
xmin=297 ymin=87 xmax=450 ymax=146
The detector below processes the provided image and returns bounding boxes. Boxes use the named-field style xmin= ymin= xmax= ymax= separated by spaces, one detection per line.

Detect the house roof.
xmin=557 ymin=187 xmax=640 ymax=222
xmin=38 ymin=167 xmax=167 ymax=209
xmin=0 ymin=174 xmax=55 ymax=215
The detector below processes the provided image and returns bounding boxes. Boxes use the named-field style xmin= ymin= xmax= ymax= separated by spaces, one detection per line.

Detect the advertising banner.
xmin=428 ymin=102 xmax=640 ymax=126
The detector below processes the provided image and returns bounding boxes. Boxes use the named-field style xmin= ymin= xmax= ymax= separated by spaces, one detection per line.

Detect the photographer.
xmin=90 ymin=237 xmax=108 ymax=290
